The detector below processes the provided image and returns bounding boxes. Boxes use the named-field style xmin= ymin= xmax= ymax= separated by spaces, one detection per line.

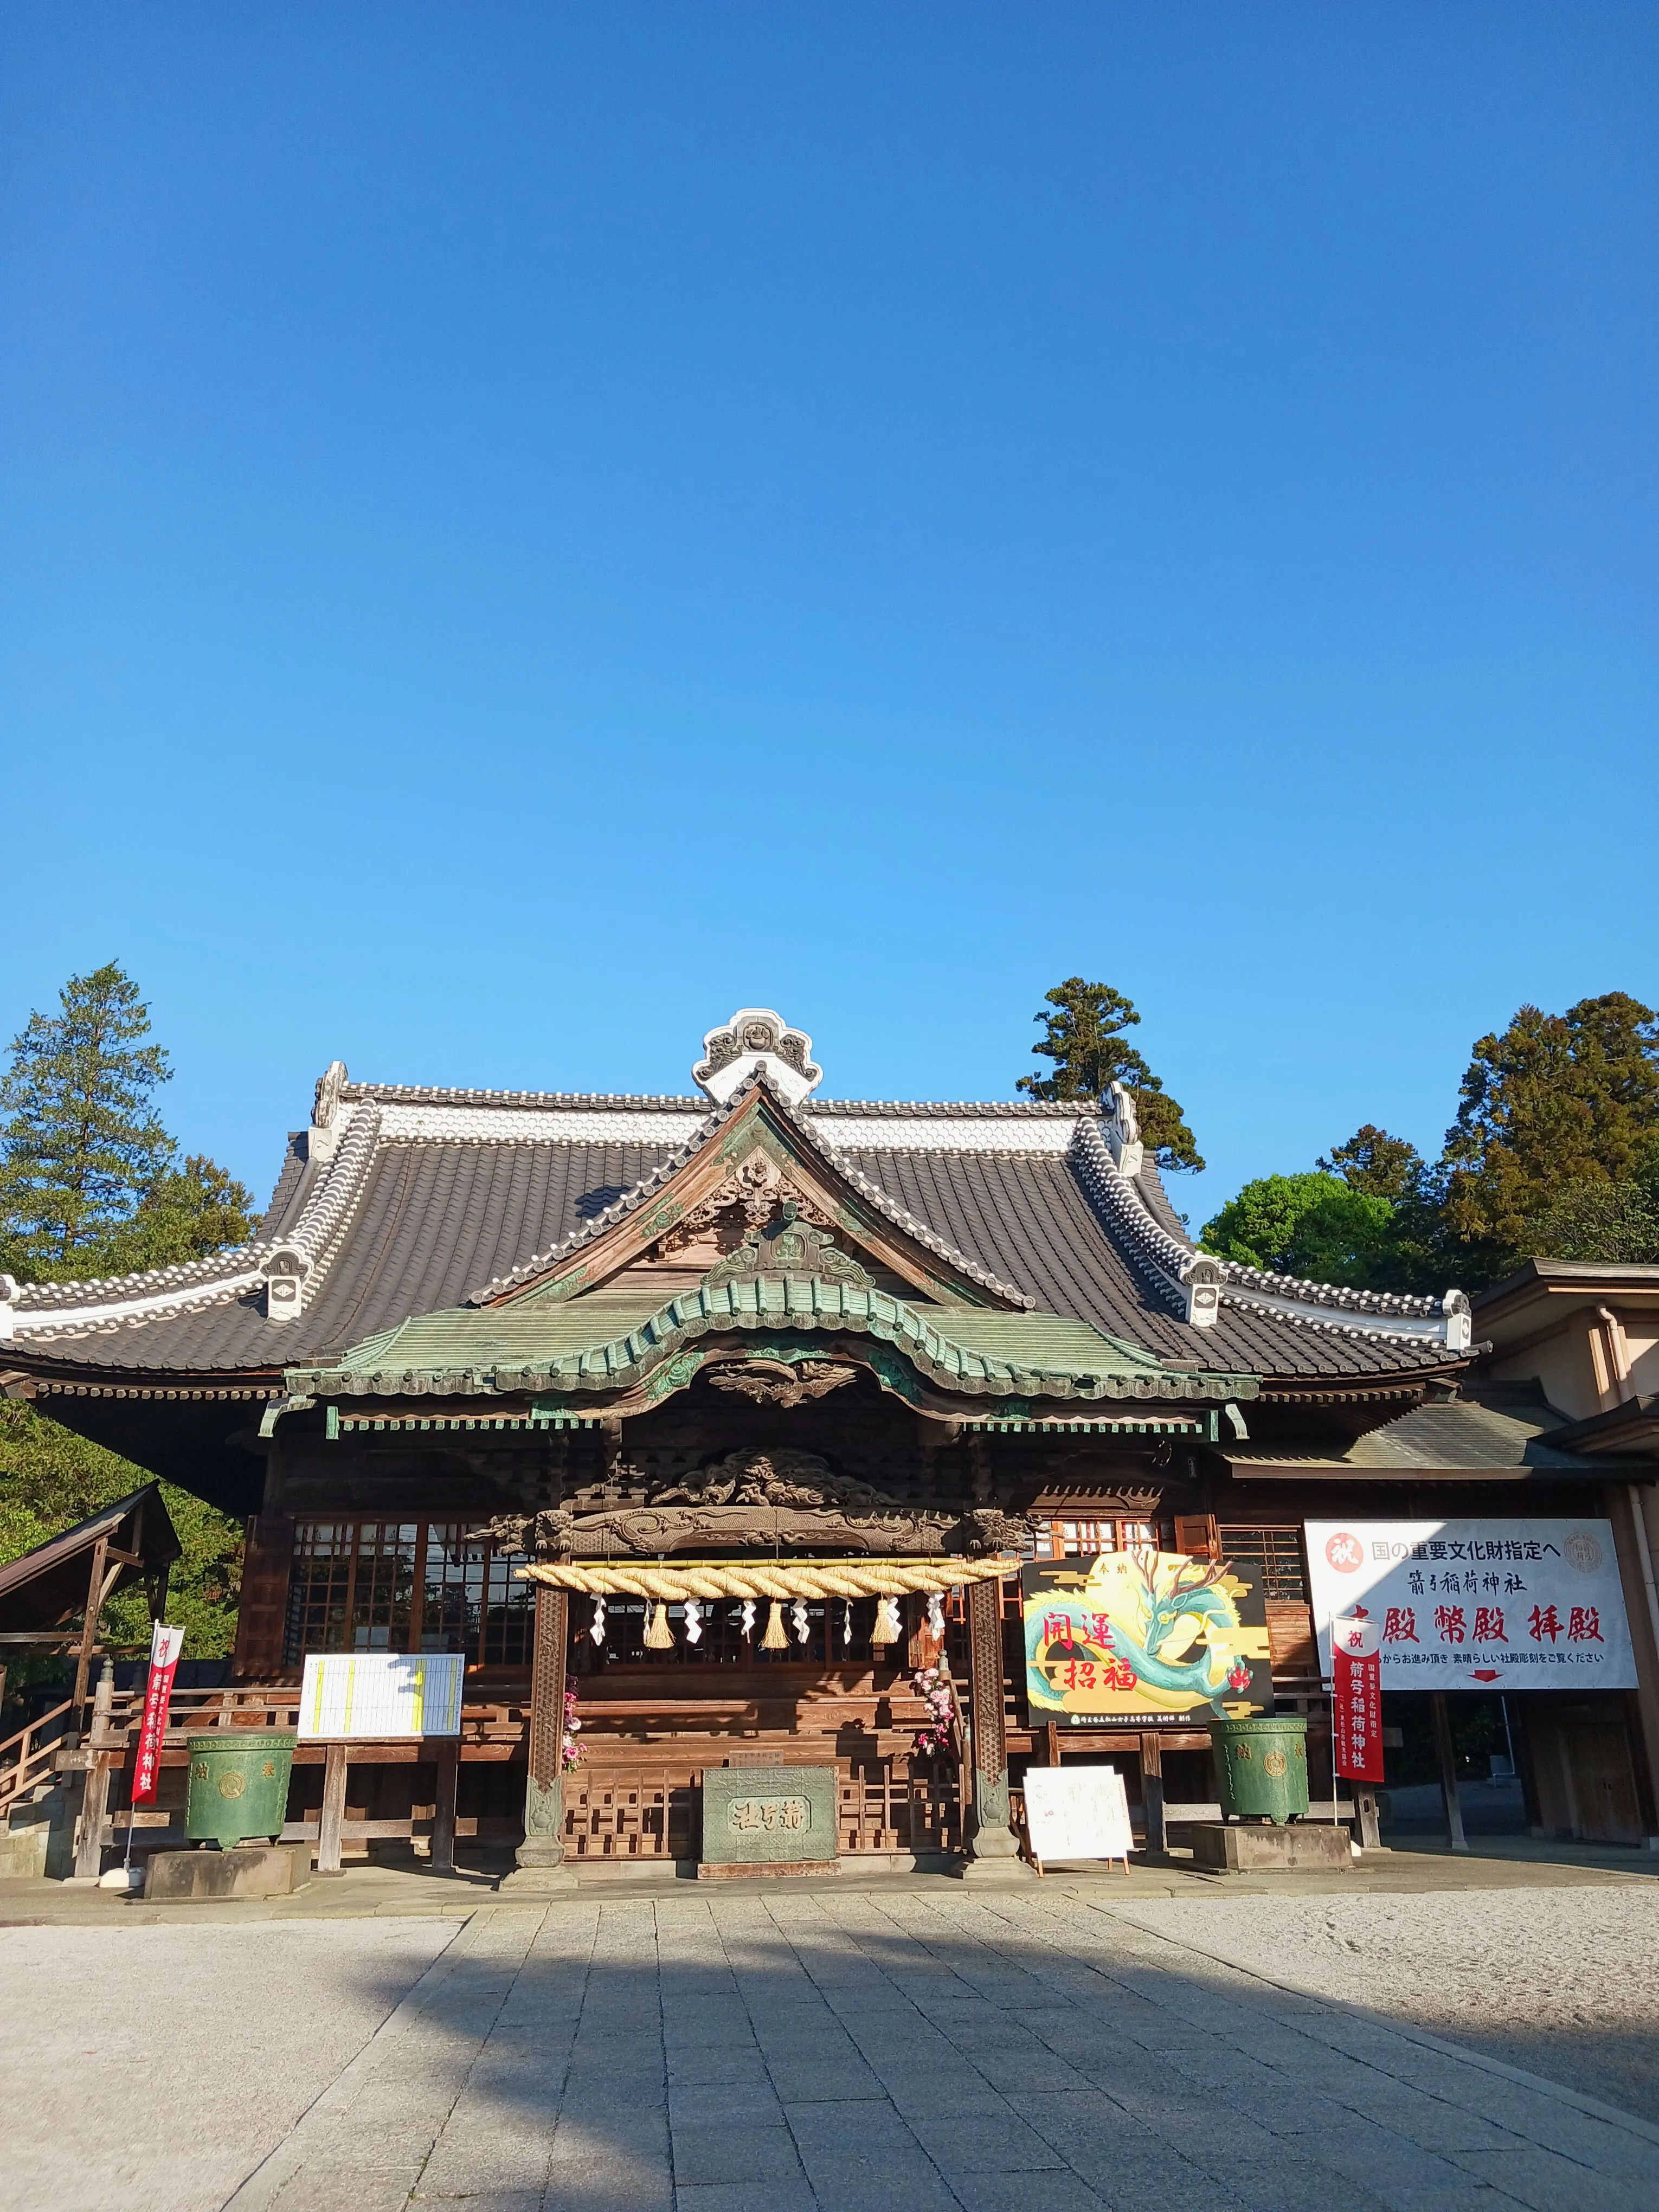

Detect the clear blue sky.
xmin=3 ymin=4 xmax=1654 ymax=1230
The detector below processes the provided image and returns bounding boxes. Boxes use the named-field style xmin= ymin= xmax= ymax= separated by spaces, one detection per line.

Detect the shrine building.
xmin=3 ymin=1007 xmax=1656 ymax=1877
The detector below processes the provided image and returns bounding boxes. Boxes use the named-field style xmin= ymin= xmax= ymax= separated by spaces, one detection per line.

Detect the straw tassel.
xmin=644 ymin=1601 xmax=674 ymax=1650
xmin=871 ymin=1596 xmax=902 ymax=1647
xmin=761 ymin=1600 xmax=789 ymax=1650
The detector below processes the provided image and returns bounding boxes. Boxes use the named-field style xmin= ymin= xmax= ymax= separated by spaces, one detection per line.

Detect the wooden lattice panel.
xmin=563 ymin=1770 xmax=694 ymax=1859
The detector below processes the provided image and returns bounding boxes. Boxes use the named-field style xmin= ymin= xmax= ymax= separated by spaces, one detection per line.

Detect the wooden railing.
xmin=0 ymin=1698 xmax=75 ymax=1819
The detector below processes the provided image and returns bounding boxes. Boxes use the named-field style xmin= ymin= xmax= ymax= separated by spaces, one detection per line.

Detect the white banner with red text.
xmin=1305 ymin=1520 xmax=1636 ymax=1692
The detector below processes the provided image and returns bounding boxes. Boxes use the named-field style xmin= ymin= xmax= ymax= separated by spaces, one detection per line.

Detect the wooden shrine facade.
xmin=7 ymin=1008 xmax=1657 ymax=1873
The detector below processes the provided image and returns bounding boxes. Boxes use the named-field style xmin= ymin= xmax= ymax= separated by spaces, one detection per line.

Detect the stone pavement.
xmin=214 ymin=1890 xmax=1659 ymax=2212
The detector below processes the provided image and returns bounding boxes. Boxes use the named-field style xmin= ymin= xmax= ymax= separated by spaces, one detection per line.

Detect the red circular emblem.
xmin=1324 ymin=1532 xmax=1365 ymax=1573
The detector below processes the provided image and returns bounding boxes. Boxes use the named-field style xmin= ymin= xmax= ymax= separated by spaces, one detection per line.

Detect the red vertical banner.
xmin=1332 ymin=1609 xmax=1384 ymax=1783
xmin=131 ymin=1623 xmax=185 ymax=1806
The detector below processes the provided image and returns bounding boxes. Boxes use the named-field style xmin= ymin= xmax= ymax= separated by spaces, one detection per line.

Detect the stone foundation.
xmin=144 ymin=1844 xmax=312 ymax=1901
xmin=1189 ymin=1821 xmax=1354 ymax=1873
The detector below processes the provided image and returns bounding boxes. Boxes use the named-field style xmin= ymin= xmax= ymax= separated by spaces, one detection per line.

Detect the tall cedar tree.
xmin=0 ymin=964 xmax=254 ymax=1280
xmin=1439 ymin=992 xmax=1659 ymax=1272
xmin=1017 ymin=980 xmax=1204 ymax=1172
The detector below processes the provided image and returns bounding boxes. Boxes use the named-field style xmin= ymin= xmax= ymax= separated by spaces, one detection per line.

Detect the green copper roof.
xmin=285 ymin=1273 xmax=1259 ymax=1409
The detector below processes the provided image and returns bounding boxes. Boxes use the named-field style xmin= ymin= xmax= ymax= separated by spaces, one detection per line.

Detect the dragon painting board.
xmin=1022 ymin=1550 xmax=1272 ymax=1727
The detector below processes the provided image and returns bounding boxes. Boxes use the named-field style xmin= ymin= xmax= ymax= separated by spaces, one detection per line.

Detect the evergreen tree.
xmin=0 ymin=964 xmax=253 ymax=1279
xmin=1316 ymin=1124 xmax=1424 ymax=1203
xmin=118 ymin=1154 xmax=256 ymax=1272
xmin=1017 ymin=979 xmax=1204 ymax=1172
xmin=0 ymin=963 xmax=173 ymax=1276
xmin=1439 ymin=992 xmax=1659 ymax=1271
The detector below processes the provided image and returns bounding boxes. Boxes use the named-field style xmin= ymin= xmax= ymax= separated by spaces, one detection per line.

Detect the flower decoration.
xmin=910 ymin=1662 xmax=956 ymax=1760
xmin=561 ymin=1683 xmax=583 ymax=1772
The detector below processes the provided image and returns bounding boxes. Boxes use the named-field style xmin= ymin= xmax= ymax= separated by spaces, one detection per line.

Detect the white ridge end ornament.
xmin=694 ymin=1008 xmax=822 ymax=1105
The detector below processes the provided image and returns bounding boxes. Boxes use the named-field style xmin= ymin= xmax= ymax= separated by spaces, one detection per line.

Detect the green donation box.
xmin=1209 ymin=1714 xmax=1309 ymax=1826
xmin=185 ymin=1732 xmax=297 ymax=1850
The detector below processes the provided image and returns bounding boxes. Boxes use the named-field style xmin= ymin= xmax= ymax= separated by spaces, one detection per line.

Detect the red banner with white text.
xmin=131 ymin=1623 xmax=185 ymax=1806
xmin=1332 ymin=1609 xmax=1384 ymax=1784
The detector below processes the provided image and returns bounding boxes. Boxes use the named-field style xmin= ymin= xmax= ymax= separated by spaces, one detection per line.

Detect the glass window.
xmin=1217 ymin=1525 xmax=1308 ymax=1602
xmin=284 ymin=1520 xmax=533 ymax=1665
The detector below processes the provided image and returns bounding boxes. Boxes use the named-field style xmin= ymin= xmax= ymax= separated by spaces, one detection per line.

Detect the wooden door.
xmin=1564 ymin=1724 xmax=1642 ymax=1845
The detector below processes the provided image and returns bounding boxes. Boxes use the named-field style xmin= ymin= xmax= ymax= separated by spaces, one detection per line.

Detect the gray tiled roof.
xmin=4 ymin=1079 xmax=1463 ymax=1384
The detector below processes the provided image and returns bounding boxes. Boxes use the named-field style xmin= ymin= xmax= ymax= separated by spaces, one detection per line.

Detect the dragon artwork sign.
xmin=1021 ymin=1549 xmax=1273 ymax=1728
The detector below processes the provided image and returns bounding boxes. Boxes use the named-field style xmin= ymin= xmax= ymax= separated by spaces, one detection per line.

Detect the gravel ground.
xmin=1107 ymin=1882 xmax=1659 ymax=2124
xmin=0 ymin=1918 xmax=456 ymax=2212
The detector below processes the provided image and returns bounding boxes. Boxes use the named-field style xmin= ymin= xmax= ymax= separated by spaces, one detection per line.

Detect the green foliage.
xmin=1200 ymin=1172 xmax=1396 ymax=1287
xmin=119 ymin=1154 xmax=257 ymax=1271
xmin=0 ymin=963 xmax=253 ymax=1282
xmin=0 ymin=1400 xmax=243 ymax=1662
xmin=1017 ymin=978 xmax=1204 ymax=1172
xmin=1316 ymin=1124 xmax=1424 ymax=1204
xmin=1199 ymin=995 xmax=1659 ymax=1296
xmin=1527 ymin=1180 xmax=1659 ymax=1265
xmin=1440 ymin=993 xmax=1659 ymax=1274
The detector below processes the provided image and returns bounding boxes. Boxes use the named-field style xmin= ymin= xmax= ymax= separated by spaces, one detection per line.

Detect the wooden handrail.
xmin=0 ymin=1696 xmax=77 ymax=1813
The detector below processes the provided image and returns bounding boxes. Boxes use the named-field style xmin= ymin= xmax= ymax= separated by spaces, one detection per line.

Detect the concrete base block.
xmin=955 ymin=1853 xmax=1038 ymax=1882
xmin=143 ymin=1844 xmax=311 ymax=1902
xmin=0 ymin=1828 xmax=49 ymax=1880
xmin=498 ymin=1862 xmax=580 ymax=1894
xmin=1189 ymin=1821 xmax=1354 ymax=1874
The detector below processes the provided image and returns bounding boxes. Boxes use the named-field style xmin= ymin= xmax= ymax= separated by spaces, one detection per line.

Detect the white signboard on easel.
xmin=298 ymin=1653 xmax=465 ymax=1739
xmin=1022 ymin=1765 xmax=1134 ymax=1875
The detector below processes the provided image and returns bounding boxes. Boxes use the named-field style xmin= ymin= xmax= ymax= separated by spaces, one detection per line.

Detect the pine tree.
xmin=1017 ymin=979 xmax=1204 ymax=1171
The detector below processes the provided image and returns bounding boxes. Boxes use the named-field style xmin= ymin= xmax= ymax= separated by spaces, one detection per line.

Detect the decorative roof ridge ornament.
xmin=695 ymin=1007 xmax=822 ymax=1106
xmin=307 ymin=1060 xmax=349 ymax=1161
xmin=1102 ymin=1082 xmax=1143 ymax=1179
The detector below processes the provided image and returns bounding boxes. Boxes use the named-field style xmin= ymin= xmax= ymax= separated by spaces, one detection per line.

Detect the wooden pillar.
xmin=961 ymin=1576 xmax=1031 ymax=1877
xmin=431 ymin=1740 xmax=459 ymax=1876
xmin=502 ymin=1584 xmax=577 ymax=1889
xmin=1430 ymin=1692 xmax=1469 ymax=1854
xmin=1355 ymin=1786 xmax=1382 ymax=1850
xmin=72 ymin=1538 xmax=108 ymax=1718
xmin=317 ymin=1741 xmax=349 ymax=1874
xmin=72 ymin=1662 xmax=117 ymax=1881
xmin=1140 ymin=1733 xmax=1167 ymax=1856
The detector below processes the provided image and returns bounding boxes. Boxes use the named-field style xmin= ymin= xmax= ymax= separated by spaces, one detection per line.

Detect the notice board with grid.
xmin=297 ymin=1652 xmax=465 ymax=1739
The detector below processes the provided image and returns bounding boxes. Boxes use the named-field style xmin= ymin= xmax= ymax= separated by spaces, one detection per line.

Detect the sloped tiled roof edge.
xmin=1068 ymin=1122 xmax=1468 ymax=1351
xmin=289 ymin=1275 xmax=1256 ymax=1406
xmin=3 ymin=1102 xmax=385 ymax=1343
xmin=463 ymin=1073 xmax=1037 ymax=1310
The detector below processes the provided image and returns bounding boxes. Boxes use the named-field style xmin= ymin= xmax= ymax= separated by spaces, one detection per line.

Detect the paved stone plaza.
xmin=4 ymin=1881 xmax=1658 ymax=2212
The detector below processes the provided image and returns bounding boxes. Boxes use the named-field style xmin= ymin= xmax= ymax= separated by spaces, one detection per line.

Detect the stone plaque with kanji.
xmin=700 ymin=1764 xmax=839 ymax=1872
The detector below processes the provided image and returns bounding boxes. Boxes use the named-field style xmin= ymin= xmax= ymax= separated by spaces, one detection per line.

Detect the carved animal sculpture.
xmin=647 ymin=1448 xmax=894 ymax=1513
xmin=706 ymin=1359 xmax=857 ymax=1409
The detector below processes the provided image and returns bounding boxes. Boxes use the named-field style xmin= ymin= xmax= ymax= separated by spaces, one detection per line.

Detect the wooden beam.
xmin=1430 ymin=1692 xmax=1469 ymax=1854
xmin=432 ymin=1740 xmax=459 ymax=1875
xmin=317 ymin=1741 xmax=349 ymax=1874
